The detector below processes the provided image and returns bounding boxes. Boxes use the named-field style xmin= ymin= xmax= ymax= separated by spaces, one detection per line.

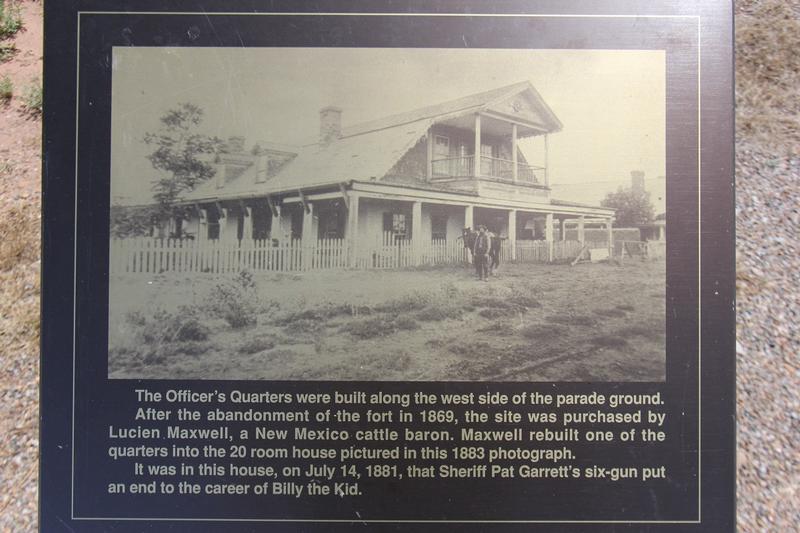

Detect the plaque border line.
xmin=70 ymin=10 xmax=703 ymax=524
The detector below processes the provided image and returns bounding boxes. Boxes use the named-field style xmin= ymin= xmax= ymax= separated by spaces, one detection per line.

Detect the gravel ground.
xmin=0 ymin=2 xmax=798 ymax=532
xmin=735 ymin=148 xmax=800 ymax=530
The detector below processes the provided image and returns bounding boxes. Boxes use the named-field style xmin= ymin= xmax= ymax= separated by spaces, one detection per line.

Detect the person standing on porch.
xmin=474 ymin=225 xmax=492 ymax=281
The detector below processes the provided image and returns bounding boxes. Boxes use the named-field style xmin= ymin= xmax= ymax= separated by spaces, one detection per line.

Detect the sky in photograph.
xmin=111 ymin=47 xmax=665 ymax=207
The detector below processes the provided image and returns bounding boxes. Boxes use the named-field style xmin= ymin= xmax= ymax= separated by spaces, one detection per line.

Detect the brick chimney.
xmin=631 ymin=171 xmax=645 ymax=192
xmin=319 ymin=106 xmax=342 ymax=146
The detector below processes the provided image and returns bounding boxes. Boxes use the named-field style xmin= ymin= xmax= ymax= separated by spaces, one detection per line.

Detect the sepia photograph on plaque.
xmin=108 ymin=47 xmax=667 ymax=382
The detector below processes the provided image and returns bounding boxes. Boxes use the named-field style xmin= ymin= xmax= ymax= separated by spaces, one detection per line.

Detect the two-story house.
xmin=173 ymin=81 xmax=615 ymax=267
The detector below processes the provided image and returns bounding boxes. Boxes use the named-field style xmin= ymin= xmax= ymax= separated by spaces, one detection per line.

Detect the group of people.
xmin=472 ymin=225 xmax=495 ymax=282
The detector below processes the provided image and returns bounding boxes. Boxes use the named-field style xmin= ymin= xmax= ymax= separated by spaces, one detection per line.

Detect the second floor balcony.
xmin=431 ymin=155 xmax=545 ymax=185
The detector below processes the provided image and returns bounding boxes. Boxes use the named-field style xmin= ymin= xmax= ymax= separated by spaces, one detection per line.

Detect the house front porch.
xmin=113 ymin=182 xmax=614 ymax=275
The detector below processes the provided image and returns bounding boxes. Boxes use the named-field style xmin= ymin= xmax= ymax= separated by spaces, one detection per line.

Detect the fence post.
xmin=347 ymin=194 xmax=360 ymax=268
xmin=508 ymin=209 xmax=517 ymax=261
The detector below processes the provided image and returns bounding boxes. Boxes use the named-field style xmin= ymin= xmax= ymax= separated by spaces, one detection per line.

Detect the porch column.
xmin=511 ymin=124 xmax=518 ymax=182
xmin=426 ymin=131 xmax=434 ymax=181
xmin=219 ymin=207 xmax=235 ymax=244
xmin=464 ymin=205 xmax=474 ymax=265
xmin=270 ymin=206 xmax=282 ymax=242
xmin=198 ymin=207 xmax=208 ymax=242
xmin=508 ymin=209 xmax=517 ymax=260
xmin=578 ymin=215 xmax=585 ymax=245
xmin=411 ymin=200 xmax=423 ymax=266
xmin=607 ymin=217 xmax=614 ymax=259
xmin=464 ymin=204 xmax=474 ymax=230
xmin=561 ymin=219 xmax=566 ymax=242
xmin=544 ymin=134 xmax=550 ymax=187
xmin=241 ymin=206 xmax=253 ymax=241
xmin=302 ymin=203 xmax=315 ymax=270
xmin=347 ymin=194 xmax=360 ymax=268
xmin=545 ymin=213 xmax=554 ymax=262
xmin=473 ymin=114 xmax=481 ymax=179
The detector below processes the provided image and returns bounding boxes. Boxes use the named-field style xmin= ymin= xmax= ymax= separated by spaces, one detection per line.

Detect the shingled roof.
xmin=181 ymin=81 xmax=562 ymax=202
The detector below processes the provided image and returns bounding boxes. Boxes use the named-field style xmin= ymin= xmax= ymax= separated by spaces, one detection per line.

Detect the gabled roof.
xmin=181 ymin=81 xmax=562 ymax=202
xmin=340 ymin=81 xmax=562 ymax=138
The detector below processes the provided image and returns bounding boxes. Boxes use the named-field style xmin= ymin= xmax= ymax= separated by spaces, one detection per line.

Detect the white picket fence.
xmin=109 ymin=235 xmax=590 ymax=275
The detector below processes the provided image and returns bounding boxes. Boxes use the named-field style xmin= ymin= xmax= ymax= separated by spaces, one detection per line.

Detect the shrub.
xmin=141 ymin=307 xmax=210 ymax=344
xmin=0 ymin=1 xmax=22 ymax=39
xmin=21 ymin=79 xmax=42 ymax=115
xmin=340 ymin=316 xmax=396 ymax=339
xmin=0 ymin=42 xmax=16 ymax=62
xmin=0 ymin=75 xmax=11 ymax=103
xmin=204 ymin=270 xmax=259 ymax=329
xmin=416 ymin=302 xmax=462 ymax=321
xmin=283 ymin=318 xmax=323 ymax=337
xmin=374 ymin=291 xmax=430 ymax=314
xmin=339 ymin=314 xmax=419 ymax=339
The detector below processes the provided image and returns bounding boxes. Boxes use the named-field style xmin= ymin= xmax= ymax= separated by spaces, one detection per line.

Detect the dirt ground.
xmin=108 ymin=260 xmax=666 ymax=382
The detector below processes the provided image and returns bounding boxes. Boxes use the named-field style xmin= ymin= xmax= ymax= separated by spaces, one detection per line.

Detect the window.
xmin=431 ymin=214 xmax=447 ymax=241
xmin=318 ymin=205 xmax=344 ymax=239
xmin=252 ymin=207 xmax=271 ymax=240
xmin=236 ymin=212 xmax=245 ymax=240
xmin=434 ymin=135 xmax=450 ymax=158
xmin=207 ymin=209 xmax=220 ymax=240
xmin=383 ymin=212 xmax=408 ymax=241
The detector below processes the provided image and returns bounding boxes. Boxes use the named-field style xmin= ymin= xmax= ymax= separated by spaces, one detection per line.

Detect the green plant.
xmin=204 ymin=270 xmax=260 ymax=328
xmin=0 ymin=1 xmax=23 ymax=40
xmin=21 ymin=79 xmax=42 ymax=115
xmin=0 ymin=75 xmax=12 ymax=103
xmin=0 ymin=42 xmax=17 ymax=62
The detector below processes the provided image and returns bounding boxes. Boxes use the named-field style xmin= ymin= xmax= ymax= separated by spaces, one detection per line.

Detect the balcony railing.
xmin=431 ymin=155 xmax=543 ymax=184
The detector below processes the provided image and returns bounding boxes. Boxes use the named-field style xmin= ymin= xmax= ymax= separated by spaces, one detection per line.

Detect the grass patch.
xmin=593 ymin=308 xmax=627 ymax=318
xmin=617 ymin=325 xmax=663 ymax=342
xmin=476 ymin=320 xmax=516 ymax=336
xmin=0 ymin=41 xmax=16 ymax=62
xmin=546 ymin=314 xmax=596 ymax=327
xmin=478 ymin=307 xmax=519 ymax=319
xmin=21 ymin=78 xmax=42 ymax=115
xmin=589 ymin=335 xmax=629 ymax=349
xmin=447 ymin=340 xmax=493 ymax=360
xmin=237 ymin=336 xmax=276 ymax=354
xmin=0 ymin=75 xmax=11 ymax=104
xmin=373 ymin=291 xmax=431 ymax=314
xmin=519 ymin=324 xmax=566 ymax=342
xmin=416 ymin=302 xmax=462 ymax=321
xmin=0 ymin=1 xmax=22 ymax=40
xmin=339 ymin=314 xmax=419 ymax=339
xmin=283 ymin=318 xmax=323 ymax=337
